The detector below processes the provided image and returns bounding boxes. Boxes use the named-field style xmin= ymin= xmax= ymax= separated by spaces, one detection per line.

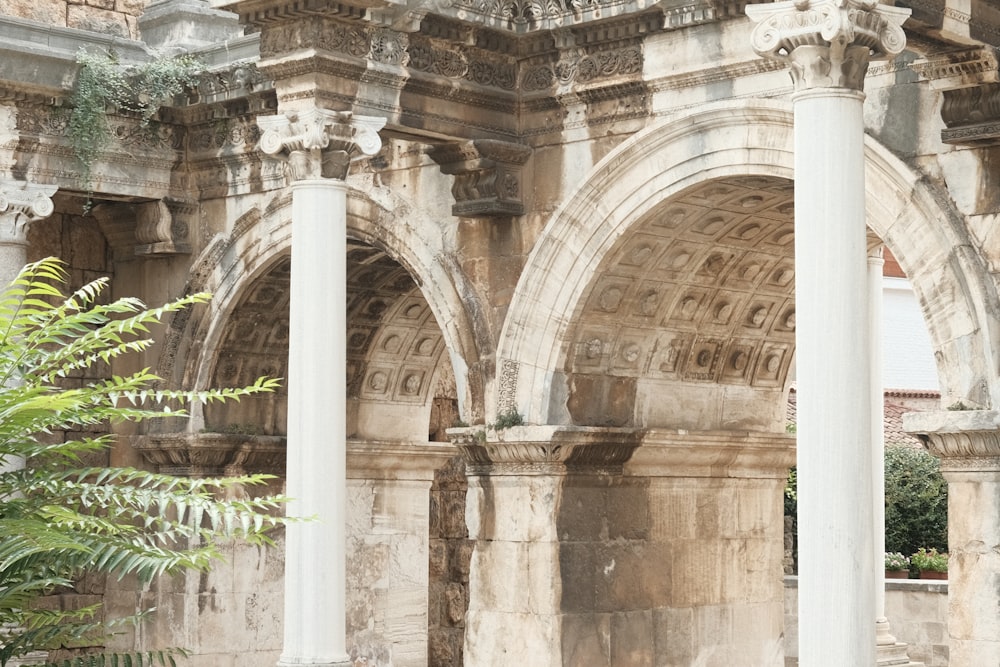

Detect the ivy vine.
xmin=68 ymin=50 xmax=203 ymax=205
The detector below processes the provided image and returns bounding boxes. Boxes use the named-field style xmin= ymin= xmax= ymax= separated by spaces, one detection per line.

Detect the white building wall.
xmin=883 ymin=276 xmax=939 ymax=391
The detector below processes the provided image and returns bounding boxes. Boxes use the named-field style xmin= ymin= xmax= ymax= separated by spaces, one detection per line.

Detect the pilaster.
xmin=257 ymin=106 xmax=385 ymax=667
xmin=904 ymin=410 xmax=1000 ymax=667
xmin=745 ymin=2 xmax=908 ymax=666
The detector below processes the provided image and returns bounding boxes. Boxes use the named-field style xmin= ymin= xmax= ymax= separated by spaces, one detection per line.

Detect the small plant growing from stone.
xmin=490 ymin=410 xmax=524 ymax=430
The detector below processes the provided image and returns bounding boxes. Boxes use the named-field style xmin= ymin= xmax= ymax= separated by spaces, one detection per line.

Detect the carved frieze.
xmin=429 ymin=139 xmax=531 ymax=216
xmin=746 ymin=0 xmax=909 ymax=92
xmin=521 ymin=44 xmax=642 ymax=91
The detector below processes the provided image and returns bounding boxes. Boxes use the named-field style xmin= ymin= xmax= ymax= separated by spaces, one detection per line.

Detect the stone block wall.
xmin=3 ymin=0 xmax=148 ymax=39
xmin=428 ymin=456 xmax=472 ymax=667
xmin=783 ymin=577 xmax=949 ymax=666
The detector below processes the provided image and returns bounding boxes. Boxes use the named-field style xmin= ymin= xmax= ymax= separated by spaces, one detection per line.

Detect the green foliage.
xmin=69 ymin=50 xmax=202 ymax=197
xmin=884 ymin=445 xmax=948 ymax=557
xmin=911 ymin=547 xmax=948 ymax=573
xmin=783 ymin=467 xmax=797 ymax=517
xmin=489 ymin=410 xmax=524 ymax=430
xmin=0 ymin=258 xmax=285 ymax=667
xmin=884 ymin=551 xmax=910 ymax=571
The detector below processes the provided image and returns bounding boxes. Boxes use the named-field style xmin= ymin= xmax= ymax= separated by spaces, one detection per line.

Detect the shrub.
xmin=0 ymin=258 xmax=284 ymax=666
xmin=884 ymin=445 xmax=948 ymax=556
xmin=911 ymin=547 xmax=948 ymax=573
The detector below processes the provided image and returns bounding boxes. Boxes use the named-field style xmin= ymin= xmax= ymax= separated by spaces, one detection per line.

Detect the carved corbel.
xmin=135 ymin=199 xmax=194 ymax=255
xmin=911 ymin=47 xmax=1000 ymax=146
xmin=91 ymin=198 xmax=193 ymax=258
xmin=0 ymin=181 xmax=57 ymax=245
xmin=257 ymin=108 xmax=386 ymax=181
xmin=429 ymin=139 xmax=532 ymax=218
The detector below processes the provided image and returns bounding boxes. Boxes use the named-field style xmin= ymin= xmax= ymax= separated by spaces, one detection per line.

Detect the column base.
xmin=276 ymin=659 xmax=352 ymax=667
xmin=876 ymin=643 xmax=924 ymax=666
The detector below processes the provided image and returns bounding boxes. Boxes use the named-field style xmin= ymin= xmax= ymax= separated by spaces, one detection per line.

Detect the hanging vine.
xmin=68 ymin=50 xmax=202 ymax=205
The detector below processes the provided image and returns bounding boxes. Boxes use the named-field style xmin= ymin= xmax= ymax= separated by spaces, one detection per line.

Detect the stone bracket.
xmin=429 ymin=139 xmax=531 ymax=218
xmin=136 ymin=198 xmax=194 ymax=255
xmin=92 ymin=198 xmax=194 ymax=258
xmin=938 ymin=82 xmax=1000 ymax=146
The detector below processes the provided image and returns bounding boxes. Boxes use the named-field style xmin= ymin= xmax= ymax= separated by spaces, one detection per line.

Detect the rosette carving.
xmin=0 ymin=181 xmax=57 ymax=245
xmin=745 ymin=0 xmax=909 ymax=91
xmin=257 ymin=108 xmax=387 ymax=181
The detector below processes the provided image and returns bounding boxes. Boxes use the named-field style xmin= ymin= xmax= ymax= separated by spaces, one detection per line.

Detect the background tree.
xmin=0 ymin=258 xmax=284 ymax=667
xmin=884 ymin=444 xmax=948 ymax=556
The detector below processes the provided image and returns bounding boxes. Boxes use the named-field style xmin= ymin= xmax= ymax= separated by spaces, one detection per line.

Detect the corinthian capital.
xmin=257 ymin=108 xmax=387 ymax=181
xmin=746 ymin=0 xmax=909 ymax=91
xmin=0 ymin=181 xmax=57 ymax=245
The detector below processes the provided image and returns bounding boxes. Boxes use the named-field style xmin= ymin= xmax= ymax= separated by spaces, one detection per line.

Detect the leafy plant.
xmin=884 ymin=552 xmax=910 ymax=571
xmin=490 ymin=410 xmax=524 ymax=430
xmin=884 ymin=445 xmax=948 ymax=557
xmin=911 ymin=547 xmax=948 ymax=573
xmin=68 ymin=50 xmax=202 ymax=201
xmin=0 ymin=258 xmax=284 ymax=667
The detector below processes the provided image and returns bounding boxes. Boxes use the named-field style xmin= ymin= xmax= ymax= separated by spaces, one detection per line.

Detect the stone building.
xmin=2 ymin=0 xmax=1000 ymax=665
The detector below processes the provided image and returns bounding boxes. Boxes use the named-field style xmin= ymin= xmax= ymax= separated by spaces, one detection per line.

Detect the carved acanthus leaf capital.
xmin=0 ymin=181 xmax=57 ymax=245
xmin=257 ymin=108 xmax=387 ymax=181
xmin=745 ymin=0 xmax=909 ymax=91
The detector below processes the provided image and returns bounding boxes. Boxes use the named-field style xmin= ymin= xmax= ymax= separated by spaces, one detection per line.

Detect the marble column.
xmin=746 ymin=2 xmax=908 ymax=664
xmin=904 ymin=411 xmax=1000 ymax=667
xmin=257 ymin=108 xmax=385 ymax=667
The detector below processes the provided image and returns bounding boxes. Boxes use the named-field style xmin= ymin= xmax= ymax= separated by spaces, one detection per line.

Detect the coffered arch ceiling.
xmin=563 ymin=175 xmax=796 ymax=430
xmin=203 ymin=243 xmax=455 ymax=441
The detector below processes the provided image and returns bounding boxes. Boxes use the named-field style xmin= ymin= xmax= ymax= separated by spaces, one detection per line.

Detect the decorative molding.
xmin=429 ymin=139 xmax=531 ymax=216
xmin=903 ymin=410 xmax=1000 ymax=473
xmin=521 ymin=44 xmax=643 ymax=92
xmin=659 ymin=0 xmax=748 ymax=30
xmin=133 ymin=432 xmax=287 ymax=476
xmin=746 ymin=0 xmax=909 ymax=92
xmin=0 ymin=181 xmax=57 ymax=245
xmin=911 ymin=47 xmax=999 ymax=90
xmin=449 ymin=425 xmax=642 ymax=475
xmin=257 ymin=108 xmax=386 ymax=180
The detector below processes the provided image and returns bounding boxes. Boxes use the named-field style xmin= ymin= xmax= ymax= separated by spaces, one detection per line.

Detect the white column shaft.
xmin=794 ymin=88 xmax=875 ymax=666
xmin=281 ymin=178 xmax=350 ymax=667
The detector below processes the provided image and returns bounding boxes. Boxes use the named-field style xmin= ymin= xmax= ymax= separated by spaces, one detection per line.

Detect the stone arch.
xmin=158 ymin=185 xmax=488 ymax=433
xmin=499 ymin=98 xmax=995 ymax=425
